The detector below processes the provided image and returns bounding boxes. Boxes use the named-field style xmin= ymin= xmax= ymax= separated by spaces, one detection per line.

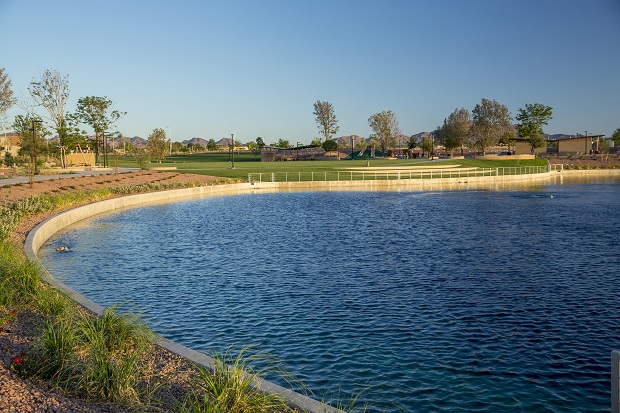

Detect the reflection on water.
xmin=40 ymin=179 xmax=620 ymax=412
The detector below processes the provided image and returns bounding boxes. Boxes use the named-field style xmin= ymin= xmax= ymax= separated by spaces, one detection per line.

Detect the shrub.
xmin=182 ymin=348 xmax=295 ymax=413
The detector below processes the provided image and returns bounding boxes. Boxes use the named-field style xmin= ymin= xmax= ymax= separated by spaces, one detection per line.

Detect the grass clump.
xmin=56 ymin=305 xmax=154 ymax=404
xmin=181 ymin=348 xmax=296 ymax=413
xmin=0 ymin=242 xmax=42 ymax=307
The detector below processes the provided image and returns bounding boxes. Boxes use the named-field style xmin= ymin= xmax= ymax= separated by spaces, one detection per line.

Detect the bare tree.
xmin=313 ymin=100 xmax=339 ymax=143
xmin=469 ymin=98 xmax=512 ymax=155
xmin=28 ymin=70 xmax=71 ymax=167
xmin=368 ymin=110 xmax=400 ymax=156
xmin=0 ymin=67 xmax=17 ymax=117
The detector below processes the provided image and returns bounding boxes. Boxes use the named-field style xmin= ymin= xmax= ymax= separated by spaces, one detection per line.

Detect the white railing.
xmin=613 ymin=350 xmax=620 ymax=413
xmin=248 ymin=165 xmax=550 ymax=183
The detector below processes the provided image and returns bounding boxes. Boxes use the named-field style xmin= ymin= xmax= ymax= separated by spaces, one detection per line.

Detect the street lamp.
xmin=230 ymin=132 xmax=235 ymax=169
xmin=30 ymin=118 xmax=43 ymax=188
xmin=351 ymin=136 xmax=354 ymax=160
xmin=167 ymin=126 xmax=172 ymax=156
xmin=102 ymin=130 xmax=106 ymax=168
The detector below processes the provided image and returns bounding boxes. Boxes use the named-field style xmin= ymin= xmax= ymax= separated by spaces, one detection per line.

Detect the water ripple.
xmin=39 ymin=183 xmax=620 ymax=412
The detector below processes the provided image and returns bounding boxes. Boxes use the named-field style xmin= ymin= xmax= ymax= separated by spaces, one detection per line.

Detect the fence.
xmin=613 ymin=351 xmax=620 ymax=413
xmin=248 ymin=165 xmax=550 ymax=183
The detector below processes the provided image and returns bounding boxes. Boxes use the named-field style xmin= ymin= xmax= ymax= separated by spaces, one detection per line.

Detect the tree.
xmin=313 ymin=100 xmax=339 ymax=143
xmin=171 ymin=141 xmax=184 ymax=153
xmin=516 ymin=103 xmax=553 ymax=154
xmin=421 ymin=134 xmax=435 ymax=158
xmin=0 ymin=67 xmax=16 ymax=117
xmin=207 ymin=139 xmax=218 ymax=151
xmin=28 ymin=70 xmax=71 ymax=167
xmin=439 ymin=108 xmax=471 ymax=156
xmin=146 ymin=128 xmax=168 ymax=163
xmin=273 ymin=139 xmax=290 ymax=148
xmin=368 ymin=110 xmax=400 ymax=156
xmin=469 ymin=98 xmax=512 ymax=155
xmin=255 ymin=137 xmax=265 ymax=147
xmin=611 ymin=127 xmax=620 ymax=146
xmin=322 ymin=139 xmax=338 ymax=151
xmin=4 ymin=152 xmax=14 ymax=168
xmin=75 ymin=96 xmax=125 ymax=165
xmin=12 ymin=114 xmax=50 ymax=174
xmin=407 ymin=136 xmax=418 ymax=150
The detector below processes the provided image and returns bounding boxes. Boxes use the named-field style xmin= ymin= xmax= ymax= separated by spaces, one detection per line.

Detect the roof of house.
xmin=546 ymin=135 xmax=604 ymax=142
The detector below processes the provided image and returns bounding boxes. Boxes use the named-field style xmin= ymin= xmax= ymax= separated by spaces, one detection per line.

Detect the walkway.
xmin=0 ymin=168 xmax=140 ymax=185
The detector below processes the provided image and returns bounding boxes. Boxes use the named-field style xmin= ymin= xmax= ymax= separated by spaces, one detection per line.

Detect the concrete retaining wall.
xmin=249 ymin=171 xmax=553 ymax=191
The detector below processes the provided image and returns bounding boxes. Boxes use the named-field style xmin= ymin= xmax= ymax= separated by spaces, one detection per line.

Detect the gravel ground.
xmin=544 ymin=153 xmax=620 ymax=169
xmin=0 ymin=170 xmax=226 ymax=413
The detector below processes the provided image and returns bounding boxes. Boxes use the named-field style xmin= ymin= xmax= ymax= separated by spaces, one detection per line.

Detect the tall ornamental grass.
xmin=182 ymin=348 xmax=296 ymax=413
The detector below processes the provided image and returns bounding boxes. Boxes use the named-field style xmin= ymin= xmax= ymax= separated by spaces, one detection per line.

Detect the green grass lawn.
xmin=116 ymin=152 xmax=549 ymax=179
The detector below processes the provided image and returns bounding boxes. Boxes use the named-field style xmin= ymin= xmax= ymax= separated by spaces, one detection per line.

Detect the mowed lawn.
xmin=116 ymin=152 xmax=549 ymax=180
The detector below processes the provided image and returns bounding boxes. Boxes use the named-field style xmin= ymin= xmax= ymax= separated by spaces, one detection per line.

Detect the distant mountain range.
xmin=127 ymin=133 xmax=580 ymax=148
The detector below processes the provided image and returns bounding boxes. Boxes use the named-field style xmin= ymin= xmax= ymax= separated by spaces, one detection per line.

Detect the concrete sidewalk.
xmin=0 ymin=167 xmax=140 ymax=185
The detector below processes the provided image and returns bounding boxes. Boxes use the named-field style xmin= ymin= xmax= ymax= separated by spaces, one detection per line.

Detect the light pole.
xmin=30 ymin=119 xmax=42 ymax=188
xmin=102 ymin=130 xmax=106 ymax=167
xmin=230 ymin=132 xmax=235 ymax=169
xmin=351 ymin=136 xmax=354 ymax=160
xmin=167 ymin=126 xmax=172 ymax=156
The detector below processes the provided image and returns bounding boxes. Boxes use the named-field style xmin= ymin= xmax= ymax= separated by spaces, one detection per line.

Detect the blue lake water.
xmin=39 ymin=179 xmax=620 ymax=412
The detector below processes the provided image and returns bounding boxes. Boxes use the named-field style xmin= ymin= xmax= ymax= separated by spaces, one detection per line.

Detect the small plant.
xmin=78 ymin=305 xmax=152 ymax=355
xmin=182 ymin=348 xmax=296 ymax=413
xmin=32 ymin=318 xmax=78 ymax=380
xmin=0 ymin=308 xmax=17 ymax=332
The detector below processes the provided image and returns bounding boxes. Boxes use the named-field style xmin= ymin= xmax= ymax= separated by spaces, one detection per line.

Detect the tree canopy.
xmin=147 ymin=128 xmax=168 ymax=162
xmin=516 ymin=103 xmax=553 ymax=154
xmin=611 ymin=127 xmax=620 ymax=146
xmin=313 ymin=100 xmax=339 ymax=143
xmin=322 ymin=139 xmax=338 ymax=151
xmin=368 ymin=110 xmax=400 ymax=156
xmin=12 ymin=114 xmax=50 ymax=173
xmin=438 ymin=107 xmax=471 ymax=155
xmin=469 ymin=98 xmax=512 ymax=154
xmin=75 ymin=96 xmax=125 ymax=164
xmin=75 ymin=96 xmax=125 ymax=136
xmin=0 ymin=67 xmax=16 ymax=117
xmin=407 ymin=136 xmax=418 ymax=150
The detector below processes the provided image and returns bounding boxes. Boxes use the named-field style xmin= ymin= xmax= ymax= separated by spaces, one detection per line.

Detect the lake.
xmin=39 ymin=177 xmax=620 ymax=412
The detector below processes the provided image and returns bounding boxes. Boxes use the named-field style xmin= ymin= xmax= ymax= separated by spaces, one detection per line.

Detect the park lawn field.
xmin=116 ymin=152 xmax=549 ymax=180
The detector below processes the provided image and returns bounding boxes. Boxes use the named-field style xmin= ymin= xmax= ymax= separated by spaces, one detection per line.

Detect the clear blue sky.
xmin=1 ymin=0 xmax=619 ymax=144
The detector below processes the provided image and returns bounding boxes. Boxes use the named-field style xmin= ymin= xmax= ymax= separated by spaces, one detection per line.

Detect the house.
xmin=0 ymin=132 xmax=21 ymax=157
xmin=513 ymin=138 xmax=547 ymax=155
xmin=548 ymin=135 xmax=604 ymax=155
